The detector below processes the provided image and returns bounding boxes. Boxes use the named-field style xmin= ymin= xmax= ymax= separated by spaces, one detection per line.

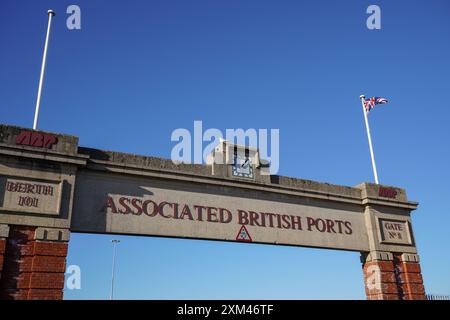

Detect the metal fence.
xmin=426 ymin=294 xmax=450 ymax=300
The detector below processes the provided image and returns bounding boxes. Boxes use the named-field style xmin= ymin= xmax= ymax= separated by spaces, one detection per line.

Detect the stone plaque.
xmin=0 ymin=176 xmax=62 ymax=216
xmin=71 ymin=171 xmax=370 ymax=252
xmin=378 ymin=218 xmax=413 ymax=245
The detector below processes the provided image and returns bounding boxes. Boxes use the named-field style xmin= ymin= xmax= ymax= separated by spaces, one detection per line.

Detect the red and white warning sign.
xmin=236 ymin=225 xmax=252 ymax=242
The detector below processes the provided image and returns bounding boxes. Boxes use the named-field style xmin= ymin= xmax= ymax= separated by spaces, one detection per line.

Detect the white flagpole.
xmin=359 ymin=95 xmax=379 ymax=184
xmin=33 ymin=10 xmax=56 ymax=130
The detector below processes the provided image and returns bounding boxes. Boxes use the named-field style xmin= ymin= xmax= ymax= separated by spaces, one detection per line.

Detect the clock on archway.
xmin=231 ymin=152 xmax=254 ymax=179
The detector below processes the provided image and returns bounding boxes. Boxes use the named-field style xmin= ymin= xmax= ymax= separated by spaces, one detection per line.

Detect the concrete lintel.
xmin=35 ymin=227 xmax=70 ymax=242
xmin=361 ymin=198 xmax=418 ymax=210
xmin=85 ymin=160 xmax=366 ymax=206
xmin=0 ymin=146 xmax=88 ymax=166
xmin=0 ymin=224 xmax=10 ymax=238
xmin=401 ymin=253 xmax=420 ymax=263
xmin=364 ymin=250 xmax=394 ymax=262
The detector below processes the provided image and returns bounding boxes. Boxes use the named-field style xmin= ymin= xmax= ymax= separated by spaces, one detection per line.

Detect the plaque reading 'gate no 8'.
xmin=378 ymin=218 xmax=413 ymax=245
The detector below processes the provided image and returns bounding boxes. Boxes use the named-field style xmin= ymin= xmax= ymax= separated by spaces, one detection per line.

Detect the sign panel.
xmin=378 ymin=218 xmax=413 ymax=245
xmin=71 ymin=171 xmax=370 ymax=251
xmin=236 ymin=225 xmax=252 ymax=242
xmin=15 ymin=130 xmax=58 ymax=149
xmin=0 ymin=176 xmax=61 ymax=215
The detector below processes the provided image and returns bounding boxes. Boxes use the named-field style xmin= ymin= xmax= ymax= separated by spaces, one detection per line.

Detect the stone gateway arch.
xmin=0 ymin=124 xmax=425 ymax=300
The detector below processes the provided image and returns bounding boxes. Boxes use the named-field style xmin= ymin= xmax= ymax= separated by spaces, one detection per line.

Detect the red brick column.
xmin=0 ymin=225 xmax=69 ymax=300
xmin=362 ymin=251 xmax=400 ymax=300
xmin=0 ymin=239 xmax=4 ymax=281
xmin=0 ymin=225 xmax=8 ymax=283
xmin=362 ymin=251 xmax=426 ymax=300
xmin=393 ymin=253 xmax=426 ymax=300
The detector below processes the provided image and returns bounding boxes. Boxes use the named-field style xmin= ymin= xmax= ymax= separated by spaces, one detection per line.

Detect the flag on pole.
xmin=364 ymin=97 xmax=388 ymax=113
xmin=359 ymin=94 xmax=386 ymax=184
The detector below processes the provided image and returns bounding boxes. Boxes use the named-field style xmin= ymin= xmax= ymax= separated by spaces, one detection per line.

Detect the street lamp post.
xmin=110 ymin=239 xmax=120 ymax=300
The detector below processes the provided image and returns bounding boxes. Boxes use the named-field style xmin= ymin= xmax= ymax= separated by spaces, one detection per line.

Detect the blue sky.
xmin=1 ymin=0 xmax=449 ymax=299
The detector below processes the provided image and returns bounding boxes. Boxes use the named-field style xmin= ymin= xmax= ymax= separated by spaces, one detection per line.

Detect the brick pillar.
xmin=0 ymin=225 xmax=9 ymax=282
xmin=393 ymin=253 xmax=426 ymax=300
xmin=0 ymin=239 xmax=4 ymax=281
xmin=361 ymin=251 xmax=426 ymax=300
xmin=362 ymin=251 xmax=400 ymax=300
xmin=0 ymin=225 xmax=70 ymax=300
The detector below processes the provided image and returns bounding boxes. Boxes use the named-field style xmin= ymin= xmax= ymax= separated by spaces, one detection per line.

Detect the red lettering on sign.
xmin=15 ymin=130 xmax=58 ymax=149
xmin=281 ymin=214 xmax=291 ymax=229
xmin=206 ymin=206 xmax=218 ymax=222
xmin=344 ymin=221 xmax=353 ymax=235
xmin=249 ymin=211 xmax=262 ymax=226
xmin=159 ymin=201 xmax=174 ymax=218
xmin=238 ymin=210 xmax=249 ymax=225
xmin=131 ymin=198 xmax=143 ymax=215
xmin=6 ymin=181 xmax=54 ymax=196
xmin=118 ymin=197 xmax=131 ymax=214
xmin=378 ymin=186 xmax=398 ymax=199
xmin=219 ymin=208 xmax=232 ymax=223
xmin=143 ymin=199 xmax=158 ymax=217
xmin=179 ymin=204 xmax=194 ymax=220
xmin=18 ymin=196 xmax=39 ymax=207
xmin=105 ymin=196 xmax=117 ymax=213
xmin=103 ymin=196 xmax=355 ymax=237
xmin=306 ymin=217 xmax=352 ymax=235
xmin=265 ymin=213 xmax=276 ymax=228
xmin=193 ymin=205 xmax=206 ymax=221
xmin=385 ymin=222 xmax=403 ymax=231
xmin=291 ymin=215 xmax=302 ymax=230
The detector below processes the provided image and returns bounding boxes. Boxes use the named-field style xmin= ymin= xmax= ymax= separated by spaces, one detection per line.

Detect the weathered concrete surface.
xmin=0 ymin=123 xmax=426 ymax=300
xmin=0 ymin=124 xmax=419 ymax=254
xmin=71 ymin=170 xmax=369 ymax=251
xmin=0 ymin=124 xmax=79 ymax=155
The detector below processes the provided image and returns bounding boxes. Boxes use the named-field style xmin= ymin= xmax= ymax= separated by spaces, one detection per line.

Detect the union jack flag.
xmin=364 ymin=97 xmax=388 ymax=113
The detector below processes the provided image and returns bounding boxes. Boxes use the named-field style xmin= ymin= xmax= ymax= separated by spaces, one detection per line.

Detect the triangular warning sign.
xmin=236 ymin=225 xmax=252 ymax=242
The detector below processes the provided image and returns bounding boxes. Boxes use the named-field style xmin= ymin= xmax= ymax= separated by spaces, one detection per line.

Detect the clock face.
xmin=232 ymin=154 xmax=254 ymax=179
